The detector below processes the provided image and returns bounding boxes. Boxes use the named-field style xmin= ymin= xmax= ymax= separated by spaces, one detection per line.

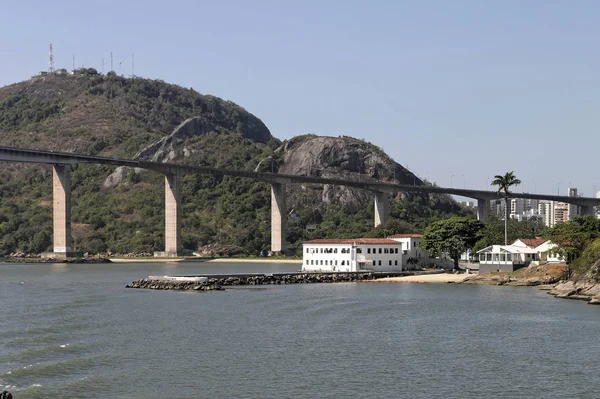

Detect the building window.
xmin=389 ymin=260 xmax=392 ymax=265
xmin=320 ymin=260 xmax=323 ymax=266
xmin=395 ymin=260 xmax=398 ymax=266
xmin=334 ymin=249 xmax=337 ymax=254
xmin=395 ymin=248 xmax=398 ymax=254
xmin=367 ymin=248 xmax=371 ymax=254
xmin=325 ymin=260 xmax=328 ymax=266
xmin=357 ymin=248 xmax=362 ymax=254
xmin=335 ymin=261 xmax=338 ymax=266
xmin=379 ymin=248 xmax=382 ymax=254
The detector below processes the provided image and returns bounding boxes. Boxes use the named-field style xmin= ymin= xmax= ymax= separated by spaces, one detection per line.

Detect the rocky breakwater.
xmin=126 ymin=272 xmax=381 ymax=292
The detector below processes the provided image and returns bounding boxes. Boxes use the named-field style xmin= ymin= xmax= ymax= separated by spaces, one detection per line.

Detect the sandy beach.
xmin=372 ymin=273 xmax=469 ymax=283
xmin=206 ymin=258 xmax=302 ymax=264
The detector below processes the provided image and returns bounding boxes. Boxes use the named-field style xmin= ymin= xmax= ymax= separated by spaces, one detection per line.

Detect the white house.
xmin=302 ymin=238 xmax=403 ymax=272
xmin=477 ymin=244 xmax=539 ymax=273
xmin=513 ymin=238 xmax=564 ymax=264
xmin=387 ymin=234 xmax=429 ymax=268
xmin=477 ymin=237 xmax=564 ymax=273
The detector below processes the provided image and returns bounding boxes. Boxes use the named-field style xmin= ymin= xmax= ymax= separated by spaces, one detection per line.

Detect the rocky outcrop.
xmin=137 ymin=115 xmax=271 ymax=164
xmin=135 ymin=117 xmax=214 ymax=163
xmin=277 ymin=135 xmax=422 ymax=213
xmin=549 ymin=280 xmax=600 ymax=304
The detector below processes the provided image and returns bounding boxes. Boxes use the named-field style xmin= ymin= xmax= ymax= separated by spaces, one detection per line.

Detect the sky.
xmin=2 ymin=0 xmax=600 ymax=198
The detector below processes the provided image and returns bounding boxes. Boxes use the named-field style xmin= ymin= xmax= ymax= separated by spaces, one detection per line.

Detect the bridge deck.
xmin=1 ymin=145 xmax=599 ymax=205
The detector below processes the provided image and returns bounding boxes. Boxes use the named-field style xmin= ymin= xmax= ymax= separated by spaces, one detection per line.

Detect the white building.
xmin=302 ymin=238 xmax=403 ymax=272
xmin=477 ymin=238 xmax=564 ymax=273
xmin=387 ymin=234 xmax=429 ymax=268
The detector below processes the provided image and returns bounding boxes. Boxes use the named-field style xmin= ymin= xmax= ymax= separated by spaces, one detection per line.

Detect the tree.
xmin=423 ymin=217 xmax=484 ymax=269
xmin=491 ymin=171 xmax=521 ymax=245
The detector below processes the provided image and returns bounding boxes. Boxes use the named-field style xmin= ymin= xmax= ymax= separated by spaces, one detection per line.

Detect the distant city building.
xmin=459 ymin=200 xmax=475 ymax=208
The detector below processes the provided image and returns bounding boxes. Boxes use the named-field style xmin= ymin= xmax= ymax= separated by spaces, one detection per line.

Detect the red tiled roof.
xmin=519 ymin=238 xmax=547 ymax=248
xmin=304 ymin=238 xmax=401 ymax=245
xmin=388 ymin=234 xmax=423 ymax=238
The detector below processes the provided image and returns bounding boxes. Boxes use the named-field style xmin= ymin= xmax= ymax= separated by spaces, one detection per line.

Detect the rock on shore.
xmin=549 ymin=279 xmax=600 ymax=304
xmin=126 ymin=273 xmax=381 ymax=292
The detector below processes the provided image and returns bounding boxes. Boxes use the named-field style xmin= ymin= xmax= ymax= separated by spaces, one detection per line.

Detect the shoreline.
xmin=369 ymin=273 xmax=468 ymax=283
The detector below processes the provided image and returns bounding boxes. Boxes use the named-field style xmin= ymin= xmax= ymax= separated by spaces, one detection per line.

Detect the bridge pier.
xmin=51 ymin=164 xmax=73 ymax=256
xmin=271 ymin=183 xmax=287 ymax=253
xmin=477 ymin=199 xmax=489 ymax=223
xmin=156 ymin=172 xmax=182 ymax=257
xmin=374 ymin=191 xmax=390 ymax=227
xmin=580 ymin=205 xmax=595 ymax=216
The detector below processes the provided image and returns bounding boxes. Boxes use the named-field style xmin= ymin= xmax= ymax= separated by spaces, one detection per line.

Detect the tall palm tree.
xmin=491 ymin=171 xmax=522 ymax=245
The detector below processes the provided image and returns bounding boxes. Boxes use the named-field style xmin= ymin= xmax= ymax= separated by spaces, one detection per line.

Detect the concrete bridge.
xmin=1 ymin=145 xmax=599 ymax=257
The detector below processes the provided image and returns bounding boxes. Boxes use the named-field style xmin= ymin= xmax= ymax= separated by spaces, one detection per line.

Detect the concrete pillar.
xmin=164 ymin=172 xmax=182 ymax=257
xmin=52 ymin=164 xmax=72 ymax=254
xmin=271 ymin=183 xmax=287 ymax=253
xmin=374 ymin=191 xmax=390 ymax=227
xmin=477 ymin=199 xmax=489 ymax=223
xmin=580 ymin=205 xmax=594 ymax=216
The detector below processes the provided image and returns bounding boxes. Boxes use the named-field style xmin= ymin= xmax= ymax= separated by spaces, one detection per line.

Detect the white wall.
xmin=302 ymin=244 xmax=353 ymax=272
xmin=302 ymin=243 xmax=403 ymax=272
xmin=389 ymin=237 xmax=429 ymax=267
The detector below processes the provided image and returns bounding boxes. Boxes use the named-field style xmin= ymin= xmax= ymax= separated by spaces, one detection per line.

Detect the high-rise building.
xmin=555 ymin=202 xmax=569 ymax=225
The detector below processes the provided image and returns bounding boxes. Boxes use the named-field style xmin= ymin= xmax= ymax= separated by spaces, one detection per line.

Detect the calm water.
xmin=1 ymin=261 xmax=599 ymax=399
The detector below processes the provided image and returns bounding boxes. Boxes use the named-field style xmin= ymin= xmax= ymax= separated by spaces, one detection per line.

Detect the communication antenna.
xmin=49 ymin=43 xmax=55 ymax=73
xmin=72 ymin=54 xmax=75 ymax=72
xmin=110 ymin=52 xmax=113 ymax=71
xmin=131 ymin=53 xmax=135 ymax=78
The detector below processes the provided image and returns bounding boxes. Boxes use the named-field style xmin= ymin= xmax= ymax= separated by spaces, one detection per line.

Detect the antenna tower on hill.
xmin=49 ymin=43 xmax=54 ymax=73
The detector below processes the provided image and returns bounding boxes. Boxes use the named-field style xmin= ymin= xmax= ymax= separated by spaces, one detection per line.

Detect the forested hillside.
xmin=0 ymin=71 xmax=473 ymax=256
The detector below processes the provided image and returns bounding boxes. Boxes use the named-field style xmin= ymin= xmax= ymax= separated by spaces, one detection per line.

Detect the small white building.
xmin=302 ymin=238 xmax=403 ymax=272
xmin=514 ymin=238 xmax=564 ymax=264
xmin=387 ymin=234 xmax=429 ymax=268
xmin=477 ymin=244 xmax=538 ymax=273
xmin=477 ymin=238 xmax=564 ymax=273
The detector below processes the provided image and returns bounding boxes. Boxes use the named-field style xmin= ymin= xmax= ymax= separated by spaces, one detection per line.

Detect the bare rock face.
xmin=135 ymin=117 xmax=213 ymax=163
xmin=103 ymin=166 xmax=131 ymax=189
xmin=278 ymin=135 xmax=421 ymax=212
xmin=136 ymin=115 xmax=271 ymax=163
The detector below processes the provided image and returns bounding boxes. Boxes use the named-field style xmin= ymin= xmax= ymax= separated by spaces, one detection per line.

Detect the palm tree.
xmin=491 ymin=171 xmax=522 ymax=245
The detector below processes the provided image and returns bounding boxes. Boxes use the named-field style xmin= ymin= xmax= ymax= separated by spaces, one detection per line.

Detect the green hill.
xmin=0 ymin=71 xmax=473 ymax=256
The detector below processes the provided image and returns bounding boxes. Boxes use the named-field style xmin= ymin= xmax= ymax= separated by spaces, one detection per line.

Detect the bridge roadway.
xmin=1 ymin=145 xmax=599 ymax=257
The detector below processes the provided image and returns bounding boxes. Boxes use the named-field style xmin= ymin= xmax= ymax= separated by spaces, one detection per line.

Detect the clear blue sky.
xmin=2 ymin=0 xmax=600 ymax=197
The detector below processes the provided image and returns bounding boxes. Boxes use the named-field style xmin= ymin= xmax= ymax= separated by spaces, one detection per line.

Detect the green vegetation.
xmin=423 ymin=217 xmax=484 ymax=269
xmin=491 ymin=171 xmax=521 ymax=245
xmin=541 ymin=215 xmax=600 ymax=278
